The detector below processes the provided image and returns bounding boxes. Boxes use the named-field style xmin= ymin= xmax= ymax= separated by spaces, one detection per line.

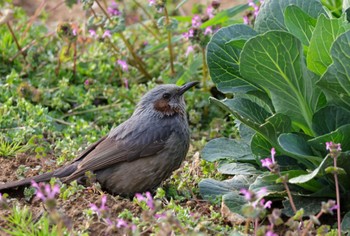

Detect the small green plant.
xmin=0 ymin=136 xmax=28 ymax=157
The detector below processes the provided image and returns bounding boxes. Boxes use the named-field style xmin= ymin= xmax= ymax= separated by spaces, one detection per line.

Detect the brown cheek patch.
xmin=154 ymin=99 xmax=173 ymax=114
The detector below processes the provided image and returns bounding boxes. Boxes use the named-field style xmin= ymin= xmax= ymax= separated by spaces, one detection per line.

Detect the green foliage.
xmin=201 ymin=0 xmax=350 ymax=230
xmin=0 ymin=136 xmax=28 ymax=157
xmin=1 ymin=205 xmax=69 ymax=236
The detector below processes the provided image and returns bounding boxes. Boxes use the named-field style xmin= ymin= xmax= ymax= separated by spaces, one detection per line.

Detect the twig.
xmin=163 ymin=7 xmax=175 ymax=76
xmin=7 ymin=22 xmax=26 ymax=60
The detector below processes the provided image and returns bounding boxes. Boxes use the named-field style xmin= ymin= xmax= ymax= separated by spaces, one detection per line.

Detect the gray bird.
xmin=0 ymin=82 xmax=198 ymax=196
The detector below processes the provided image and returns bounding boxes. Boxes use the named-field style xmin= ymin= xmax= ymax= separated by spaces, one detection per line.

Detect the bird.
xmin=0 ymin=81 xmax=198 ymax=196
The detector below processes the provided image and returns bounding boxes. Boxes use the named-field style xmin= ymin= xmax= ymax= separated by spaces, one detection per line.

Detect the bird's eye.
xmin=162 ymin=93 xmax=171 ymax=99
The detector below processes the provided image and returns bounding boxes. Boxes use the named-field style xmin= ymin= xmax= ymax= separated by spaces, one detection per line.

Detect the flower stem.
xmin=163 ymin=7 xmax=175 ymax=76
xmin=281 ymin=176 xmax=297 ymax=213
xmin=201 ymin=47 xmax=208 ymax=91
xmin=334 ymin=157 xmax=342 ymax=236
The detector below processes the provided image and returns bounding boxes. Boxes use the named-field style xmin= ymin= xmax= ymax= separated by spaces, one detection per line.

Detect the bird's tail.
xmin=0 ymin=163 xmax=78 ymax=192
xmin=0 ymin=172 xmax=55 ymax=191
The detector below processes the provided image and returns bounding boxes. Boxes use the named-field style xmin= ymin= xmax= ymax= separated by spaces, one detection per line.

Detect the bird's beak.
xmin=178 ymin=81 xmax=199 ymax=95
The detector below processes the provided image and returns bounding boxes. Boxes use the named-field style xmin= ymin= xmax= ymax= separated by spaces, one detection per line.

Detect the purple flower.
xmin=204 ymin=26 xmax=213 ymax=35
xmin=243 ymin=15 xmax=249 ymax=25
xmin=261 ymin=148 xmax=277 ymax=171
xmin=116 ymin=218 xmax=128 ymax=228
xmin=240 ymin=188 xmax=253 ymax=201
xmin=102 ymin=30 xmax=111 ymax=38
xmin=206 ymin=5 xmax=214 ymax=18
xmin=89 ymin=29 xmax=96 ymax=38
xmin=90 ymin=195 xmax=108 ymax=216
xmin=266 ymin=231 xmax=278 ymax=236
xmin=84 ymin=79 xmax=90 ymax=86
xmin=260 ymin=198 xmax=272 ymax=209
xmin=248 ymin=0 xmax=260 ymax=16
xmin=261 ymin=158 xmax=273 ymax=171
xmin=72 ymin=28 xmax=77 ymax=36
xmin=31 ymin=180 xmax=60 ymax=202
xmin=135 ymin=191 xmax=155 ymax=210
xmin=107 ymin=3 xmax=121 ymax=16
xmin=326 ymin=142 xmax=341 ymax=152
xmin=191 ymin=15 xmax=201 ymax=28
xmin=117 ymin=59 xmax=128 ymax=72
xmin=185 ymin=45 xmax=194 ymax=57
xmin=149 ymin=0 xmax=156 ymax=6
xmin=183 ymin=28 xmax=194 ymax=40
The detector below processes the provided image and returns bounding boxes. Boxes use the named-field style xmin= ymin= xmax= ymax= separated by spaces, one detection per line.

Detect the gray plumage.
xmin=0 ymin=82 xmax=198 ymax=196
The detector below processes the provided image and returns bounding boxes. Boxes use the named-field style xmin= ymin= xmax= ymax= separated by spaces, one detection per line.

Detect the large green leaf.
xmin=284 ymin=5 xmax=317 ymax=46
xmin=312 ymin=105 xmax=350 ymax=135
xmin=201 ymin=137 xmax=254 ymax=162
xmin=199 ymin=175 xmax=254 ymax=201
xmin=222 ymin=192 xmax=247 ymax=214
xmin=218 ymin=162 xmax=261 ymax=175
xmin=317 ymin=31 xmax=350 ymax=110
xmin=254 ymin=0 xmax=325 ymax=33
xmin=240 ymin=31 xmax=322 ymax=135
xmin=288 ymin=155 xmax=329 ymax=184
xmin=308 ymin=124 xmax=350 ymax=151
xmin=206 ymin=24 xmax=258 ymax=93
xmin=278 ymin=133 xmax=322 ymax=167
xmin=307 ymin=14 xmax=350 ymax=75
xmin=210 ymin=97 xmax=291 ymax=148
xmin=341 ymin=211 xmax=350 ymax=233
xmin=249 ymin=174 xmax=285 ymax=194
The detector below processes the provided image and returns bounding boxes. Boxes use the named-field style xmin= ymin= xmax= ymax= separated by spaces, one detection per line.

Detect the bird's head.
xmin=134 ymin=82 xmax=198 ymax=118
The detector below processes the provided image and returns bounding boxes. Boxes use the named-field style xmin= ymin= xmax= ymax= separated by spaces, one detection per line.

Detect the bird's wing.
xmin=63 ymin=119 xmax=174 ymax=181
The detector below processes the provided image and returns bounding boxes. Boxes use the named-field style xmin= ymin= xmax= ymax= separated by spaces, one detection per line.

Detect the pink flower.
xmin=117 ymin=59 xmax=128 ymax=72
xmin=89 ymin=29 xmax=96 ymax=38
xmin=243 ymin=15 xmax=249 ymax=25
xmin=185 ymin=45 xmax=194 ymax=57
xmin=191 ymin=15 xmax=201 ymax=28
xmin=206 ymin=5 xmax=214 ymax=18
xmin=31 ymin=180 xmax=60 ymax=202
xmin=90 ymin=195 xmax=108 ymax=216
xmin=135 ymin=192 xmax=155 ymax=210
xmin=326 ymin=142 xmax=341 ymax=152
xmin=261 ymin=157 xmax=273 ymax=171
xmin=183 ymin=28 xmax=194 ymax=40
xmin=72 ymin=28 xmax=77 ymax=36
xmin=102 ymin=30 xmax=111 ymax=38
xmin=266 ymin=231 xmax=278 ymax=236
xmin=240 ymin=188 xmax=253 ymax=201
xmin=204 ymin=26 xmax=212 ymax=35
xmin=149 ymin=0 xmax=156 ymax=6
xmin=261 ymin=148 xmax=277 ymax=171
xmin=107 ymin=3 xmax=121 ymax=16
xmin=116 ymin=218 xmax=128 ymax=228
xmin=260 ymin=198 xmax=272 ymax=209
